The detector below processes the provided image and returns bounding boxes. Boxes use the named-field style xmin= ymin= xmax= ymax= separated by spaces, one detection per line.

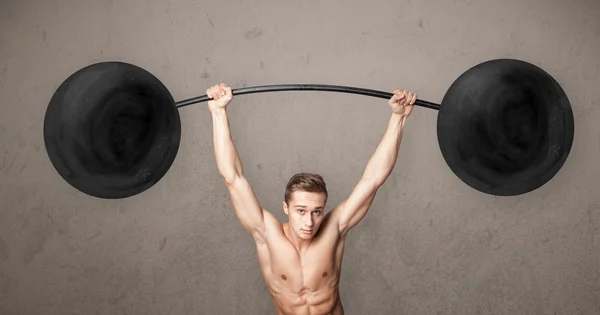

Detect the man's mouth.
xmin=301 ymin=229 xmax=312 ymax=234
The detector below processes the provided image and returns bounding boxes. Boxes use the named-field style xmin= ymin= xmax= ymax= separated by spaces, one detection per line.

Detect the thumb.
xmin=390 ymin=93 xmax=405 ymax=103
xmin=395 ymin=90 xmax=406 ymax=99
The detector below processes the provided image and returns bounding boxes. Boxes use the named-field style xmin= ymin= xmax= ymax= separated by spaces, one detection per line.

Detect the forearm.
xmin=211 ymin=107 xmax=243 ymax=183
xmin=361 ymin=112 xmax=407 ymax=186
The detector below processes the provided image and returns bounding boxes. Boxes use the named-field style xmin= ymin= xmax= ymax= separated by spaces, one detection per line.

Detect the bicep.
xmin=336 ymin=178 xmax=380 ymax=233
xmin=226 ymin=176 xmax=266 ymax=237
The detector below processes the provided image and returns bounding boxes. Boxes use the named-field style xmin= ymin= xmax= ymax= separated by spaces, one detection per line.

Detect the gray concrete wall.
xmin=1 ymin=0 xmax=599 ymax=314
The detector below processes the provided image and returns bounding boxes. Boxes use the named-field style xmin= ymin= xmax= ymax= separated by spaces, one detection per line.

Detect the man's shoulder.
xmin=324 ymin=203 xmax=344 ymax=226
xmin=261 ymin=208 xmax=285 ymax=234
xmin=261 ymin=208 xmax=280 ymax=223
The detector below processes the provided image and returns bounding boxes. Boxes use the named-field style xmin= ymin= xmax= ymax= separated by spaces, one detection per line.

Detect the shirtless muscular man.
xmin=207 ymin=82 xmax=416 ymax=315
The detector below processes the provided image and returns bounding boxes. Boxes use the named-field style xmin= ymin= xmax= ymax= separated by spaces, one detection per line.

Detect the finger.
xmin=212 ymin=86 xmax=220 ymax=100
xmin=411 ymin=93 xmax=417 ymax=105
xmin=404 ymin=92 xmax=412 ymax=105
xmin=400 ymin=90 xmax=408 ymax=104
xmin=219 ymin=83 xmax=227 ymax=95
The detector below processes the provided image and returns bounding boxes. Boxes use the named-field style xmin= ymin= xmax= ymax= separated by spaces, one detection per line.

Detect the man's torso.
xmin=255 ymin=210 xmax=346 ymax=315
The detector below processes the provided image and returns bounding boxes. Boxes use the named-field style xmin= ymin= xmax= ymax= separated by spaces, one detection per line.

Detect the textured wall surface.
xmin=1 ymin=0 xmax=599 ymax=314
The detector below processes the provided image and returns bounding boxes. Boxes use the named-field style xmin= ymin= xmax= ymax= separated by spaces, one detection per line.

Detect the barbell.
xmin=43 ymin=58 xmax=574 ymax=199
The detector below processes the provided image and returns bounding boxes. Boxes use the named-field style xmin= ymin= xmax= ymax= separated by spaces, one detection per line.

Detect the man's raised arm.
xmin=334 ymin=88 xmax=417 ymax=234
xmin=208 ymin=83 xmax=266 ymax=241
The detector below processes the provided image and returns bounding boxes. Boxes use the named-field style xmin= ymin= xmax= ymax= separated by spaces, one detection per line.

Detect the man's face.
xmin=283 ymin=191 xmax=327 ymax=239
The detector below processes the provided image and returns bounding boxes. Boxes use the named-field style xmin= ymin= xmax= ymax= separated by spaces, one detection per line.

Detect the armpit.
xmin=253 ymin=231 xmax=267 ymax=245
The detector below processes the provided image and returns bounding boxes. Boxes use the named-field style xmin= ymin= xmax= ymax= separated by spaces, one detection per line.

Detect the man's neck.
xmin=283 ymin=223 xmax=312 ymax=253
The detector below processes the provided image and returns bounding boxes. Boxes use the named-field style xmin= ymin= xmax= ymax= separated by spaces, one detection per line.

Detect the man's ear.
xmin=282 ymin=201 xmax=289 ymax=215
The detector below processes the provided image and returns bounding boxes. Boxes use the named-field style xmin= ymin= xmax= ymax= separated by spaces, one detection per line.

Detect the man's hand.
xmin=388 ymin=88 xmax=417 ymax=117
xmin=206 ymin=83 xmax=233 ymax=112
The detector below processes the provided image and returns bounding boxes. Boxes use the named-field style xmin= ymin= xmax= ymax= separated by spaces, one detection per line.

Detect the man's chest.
xmin=257 ymin=233 xmax=344 ymax=291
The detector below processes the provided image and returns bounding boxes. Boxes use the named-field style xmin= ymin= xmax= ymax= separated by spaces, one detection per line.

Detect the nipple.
xmin=281 ymin=274 xmax=287 ymax=280
xmin=322 ymin=272 xmax=327 ymax=277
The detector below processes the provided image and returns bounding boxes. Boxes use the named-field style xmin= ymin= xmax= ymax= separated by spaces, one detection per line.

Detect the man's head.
xmin=282 ymin=173 xmax=328 ymax=239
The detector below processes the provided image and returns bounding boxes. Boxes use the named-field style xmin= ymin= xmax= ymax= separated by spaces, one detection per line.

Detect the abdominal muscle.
xmin=267 ymin=272 xmax=344 ymax=315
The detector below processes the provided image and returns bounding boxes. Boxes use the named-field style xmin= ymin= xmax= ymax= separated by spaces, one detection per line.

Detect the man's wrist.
xmin=210 ymin=107 xmax=227 ymax=115
xmin=391 ymin=111 xmax=407 ymax=121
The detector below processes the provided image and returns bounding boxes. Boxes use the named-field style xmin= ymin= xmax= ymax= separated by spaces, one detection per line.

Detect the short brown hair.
xmin=284 ymin=173 xmax=328 ymax=204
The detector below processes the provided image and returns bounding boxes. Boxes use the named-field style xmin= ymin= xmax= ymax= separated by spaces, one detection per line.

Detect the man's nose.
xmin=305 ymin=216 xmax=313 ymax=226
